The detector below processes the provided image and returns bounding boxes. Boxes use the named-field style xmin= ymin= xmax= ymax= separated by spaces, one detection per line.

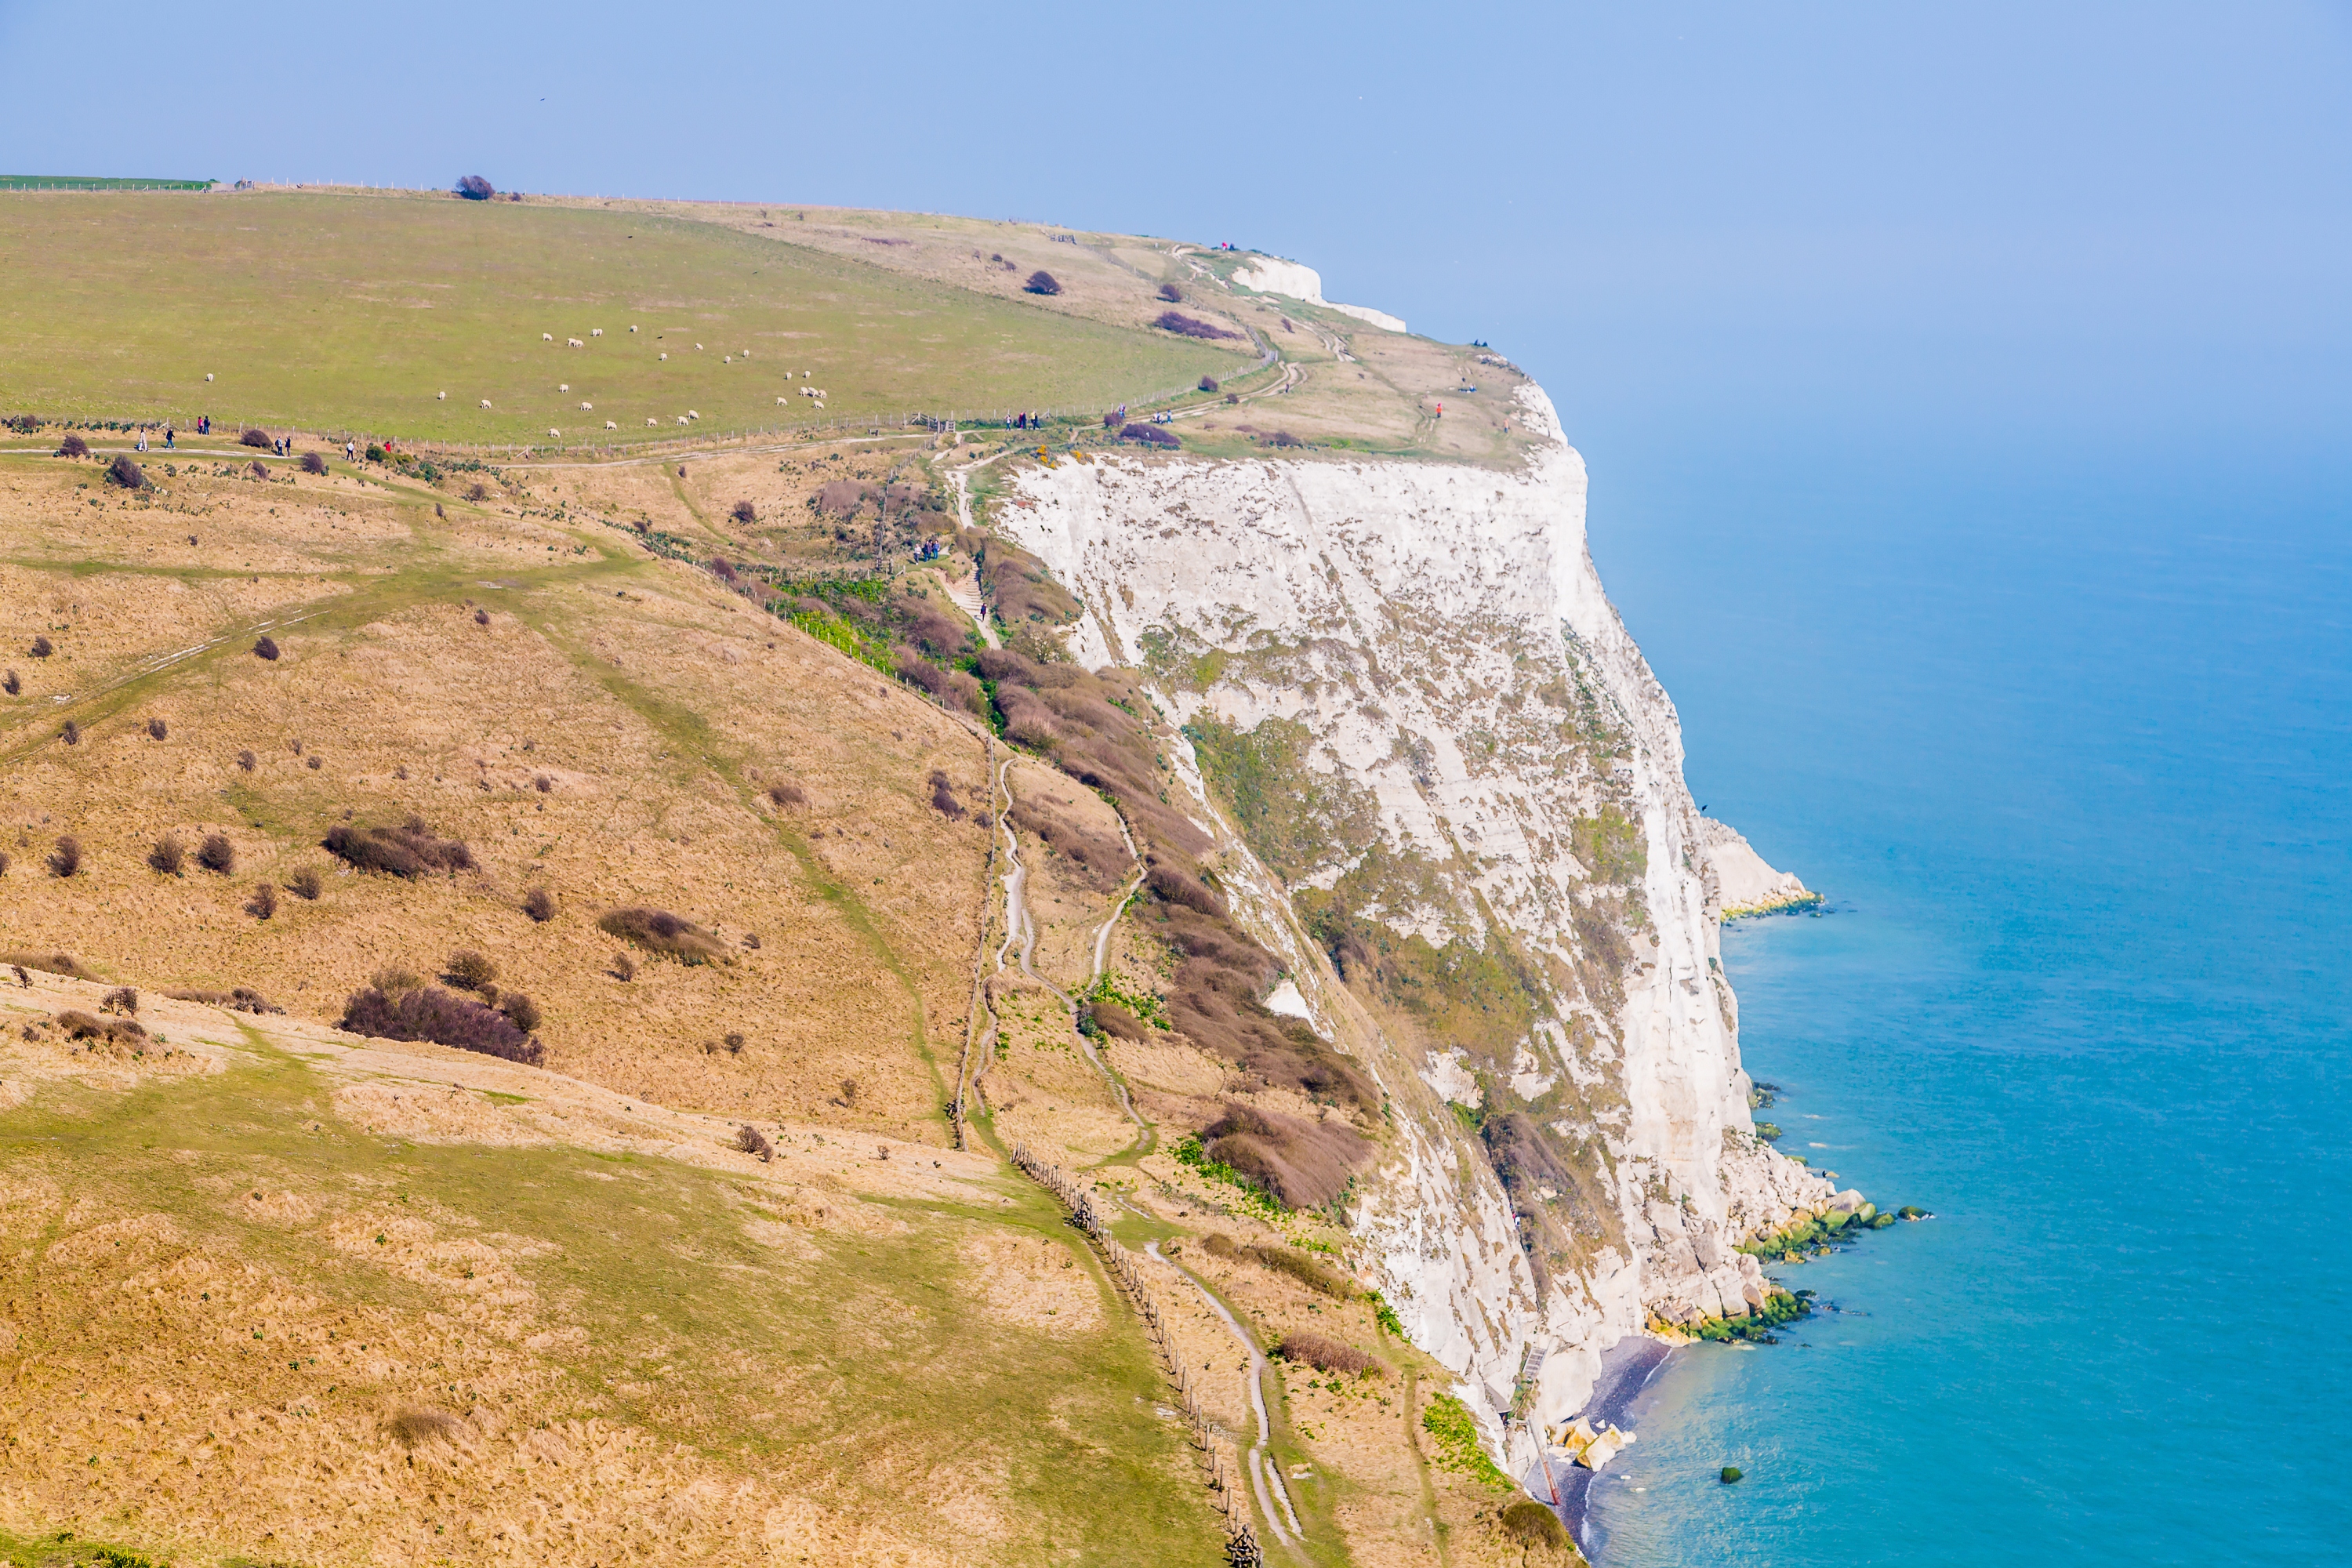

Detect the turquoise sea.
xmin=1578 ymin=439 xmax=2352 ymax=1566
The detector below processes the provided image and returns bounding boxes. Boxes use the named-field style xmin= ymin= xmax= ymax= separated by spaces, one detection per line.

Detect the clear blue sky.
xmin=5 ymin=2 xmax=2347 ymax=465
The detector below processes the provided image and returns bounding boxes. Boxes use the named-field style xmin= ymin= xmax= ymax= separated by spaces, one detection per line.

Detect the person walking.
xmin=164 ymin=426 xmax=174 ymax=449
xmin=346 ymin=438 xmax=356 ymax=463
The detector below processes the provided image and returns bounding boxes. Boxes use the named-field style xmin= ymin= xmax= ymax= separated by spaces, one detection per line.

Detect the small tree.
xmin=252 ymin=636 xmax=279 ymax=661
xmin=456 ymin=175 xmax=496 ymax=201
xmin=286 ymin=866 xmax=324 ymax=900
xmin=445 ymin=950 xmax=498 ymax=992
xmin=56 ymin=434 xmax=88 ymax=458
xmin=147 ymin=717 xmax=168 ymax=741
xmin=149 ymin=834 xmax=185 ymax=875
xmin=29 ymin=637 xmax=52 ymax=659
xmin=246 ymin=883 xmax=278 ymax=920
xmin=59 ymin=719 xmax=78 ymax=745
xmin=301 ymin=451 xmax=327 ymax=475
xmin=522 ymin=887 xmax=557 ymax=923
xmin=1158 ymin=282 xmax=1183 ymax=302
xmin=498 ymin=992 xmax=541 ymax=1032
xmin=107 ymin=453 xmax=146 ymax=488
xmin=239 ymin=428 xmax=272 ymax=449
xmin=237 ymin=748 xmax=257 ymax=771
xmin=1198 ymin=376 xmax=1219 ymax=394
xmin=2 ymin=670 xmax=17 ymax=695
xmin=730 ymin=499 xmax=757 ymax=524
xmin=1022 ymin=270 xmax=1062 ymax=296
xmin=196 ymin=833 xmax=235 ymax=873
xmin=47 ymin=836 xmax=81 ymax=877
xmin=248 ymin=459 xmax=270 ymax=480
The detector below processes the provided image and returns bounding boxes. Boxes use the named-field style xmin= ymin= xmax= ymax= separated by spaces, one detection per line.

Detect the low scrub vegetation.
xmin=1272 ymin=1330 xmax=1385 ymax=1377
xmin=323 ymin=817 xmax=475 ymax=878
xmin=56 ymin=434 xmax=89 ymax=458
xmin=108 ymin=453 xmax=146 ymax=488
xmin=246 ymin=882 xmax=278 ymax=920
xmin=1023 ymin=270 xmax=1062 ymax=296
xmin=1152 ymin=310 xmax=1240 ymax=340
xmin=148 ymin=834 xmax=185 ymax=875
xmin=164 ymin=985 xmax=282 ymax=1013
xmin=47 ymin=836 xmax=81 ymax=877
xmin=339 ymin=982 xmax=544 ymax=1065
xmin=29 ymin=635 xmax=53 ymax=658
xmin=444 ymin=949 xmax=498 ymax=992
xmin=735 ymin=1123 xmax=775 ymax=1161
xmin=598 ymin=906 xmax=728 ymax=964
xmin=1119 ymin=423 xmax=1180 ymax=448
xmin=1198 ymin=1217 xmax=1357 ymax=1294
xmin=522 ymin=886 xmax=557 ymax=922
xmin=56 ymin=1009 xmax=147 ymax=1045
xmin=2 ymin=949 xmax=92 ymax=978
xmin=239 ymin=427 xmax=272 ymax=449
xmin=252 ymin=635 xmax=280 ymax=660
xmin=286 ymin=866 xmax=323 ymax=900
xmin=301 ymin=450 xmax=328 ymax=474
xmin=196 ymin=833 xmax=235 ymax=874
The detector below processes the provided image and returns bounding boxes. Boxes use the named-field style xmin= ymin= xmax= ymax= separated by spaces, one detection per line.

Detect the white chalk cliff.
xmin=996 ymin=385 xmax=1828 ymax=1480
xmin=1229 ymin=257 xmax=1409 ymax=334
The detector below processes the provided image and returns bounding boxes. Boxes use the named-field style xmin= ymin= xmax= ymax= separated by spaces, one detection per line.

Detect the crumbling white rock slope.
xmin=998 ymin=385 xmax=1830 ymax=1469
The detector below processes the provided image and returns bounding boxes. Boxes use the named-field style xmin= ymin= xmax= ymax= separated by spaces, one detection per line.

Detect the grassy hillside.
xmin=0 ymin=191 xmax=1235 ymax=445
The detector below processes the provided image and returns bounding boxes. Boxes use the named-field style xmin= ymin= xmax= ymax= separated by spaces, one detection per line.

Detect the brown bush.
xmin=56 ymin=1009 xmax=146 ymax=1045
xmin=196 ymin=833 xmax=235 ymax=874
xmin=710 ymin=557 xmax=739 ymax=583
xmin=100 ymin=986 xmax=139 ymax=1016
xmin=146 ymin=716 xmax=168 ymax=741
xmin=609 ymin=953 xmax=637 ymax=982
xmin=59 ymin=719 xmax=78 ymax=746
xmin=466 ymin=481 xmax=490 ymax=503
xmin=387 ymin=1407 xmax=463 ymax=1447
xmin=148 ymin=834 xmax=185 ymax=875
xmin=498 ymin=992 xmax=542 ymax=1033
xmin=929 ymin=768 xmax=965 ymax=819
xmin=1152 ymin=310 xmax=1240 ymax=340
xmin=323 ymin=818 xmax=474 ymax=878
xmin=730 ymin=499 xmax=757 ymax=524
xmin=2 ymin=670 xmax=16 ymax=695
xmin=521 ymin=886 xmax=557 ymax=922
xmin=2 ymin=950 xmax=90 ymax=978
xmin=252 ymin=636 xmax=280 ymax=660
xmin=1082 ymin=998 xmax=1149 ymax=1042
xmin=1272 ymin=1330 xmax=1384 ymax=1377
xmin=1158 ymin=282 xmax=1183 ymax=303
xmin=1148 ymin=864 xmax=1225 ymax=916
xmin=1023 ymin=270 xmax=1062 ymax=296
xmin=109 ymin=454 xmax=147 ymax=488
xmin=246 ymin=883 xmax=278 ymax=920
xmin=1120 ymin=423 xmax=1179 ymax=448
xmin=893 ymin=649 xmax=987 ymax=716
xmin=236 ymin=748 xmax=256 ymax=771
xmin=474 ymin=608 xmax=490 ymax=626
xmin=1266 ymin=430 xmax=1304 ymax=448
xmin=340 ymin=985 xmax=543 ymax=1065
xmin=286 ymin=866 xmax=323 ymax=900
xmin=598 ymin=906 xmax=727 ymax=965
xmin=46 ymin=836 xmax=80 ymax=877
xmin=56 ymin=434 xmax=89 ymax=459
xmin=239 ymin=427 xmax=272 ymax=449
xmin=301 ymin=450 xmax=328 ymax=475
xmin=813 ymin=478 xmax=876 ymax=517
xmin=1199 ymin=1102 xmax=1370 ymax=1213
xmin=735 ymin=1124 xmax=775 ymax=1161
xmin=445 ymin=950 xmax=497 ymax=992
xmin=1008 ymin=797 xmax=1130 ymax=891
xmin=163 ymin=985 xmax=283 ymax=1014
xmin=1225 ymin=392 xmax=1240 ymax=405
xmin=766 ymin=781 xmax=808 ymax=810
xmin=455 ymin=175 xmax=495 ymax=201
xmin=1198 ymin=375 xmax=1220 ymax=393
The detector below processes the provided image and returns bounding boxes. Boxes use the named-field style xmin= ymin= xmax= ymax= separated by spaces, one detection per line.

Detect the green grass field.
xmin=0 ymin=191 xmax=1231 ymax=447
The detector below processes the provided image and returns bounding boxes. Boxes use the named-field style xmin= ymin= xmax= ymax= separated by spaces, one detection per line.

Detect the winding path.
xmin=1150 ymin=1240 xmax=1304 ymax=1548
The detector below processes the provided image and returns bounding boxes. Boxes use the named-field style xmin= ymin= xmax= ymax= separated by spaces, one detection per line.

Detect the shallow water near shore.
xmin=1578 ymin=435 xmax=2352 ymax=1566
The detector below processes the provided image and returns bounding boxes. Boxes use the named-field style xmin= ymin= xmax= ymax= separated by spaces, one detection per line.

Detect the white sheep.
xmin=695 ymin=343 xmax=703 ymax=350
xmin=590 ymin=328 xmax=604 ymax=337
xmin=568 ymin=337 xmax=584 ymax=348
xmin=481 ymin=399 xmax=493 ymax=409
xmin=687 ymin=409 xmax=699 ymax=420
xmin=629 ymin=324 xmax=638 ymax=332
xmin=776 ymin=396 xmax=788 ymax=405
xmin=559 ymin=383 xmax=570 ymax=392
xmin=723 ymin=355 xmax=731 ymax=364
xmin=543 ymin=332 xmax=554 ymax=342
xmin=578 ymin=403 xmax=591 ymax=412
xmin=437 ymin=391 xmax=448 ymax=401
xmin=659 ymin=352 xmax=668 ymax=361
xmin=646 ymin=417 xmax=658 ymax=426
xmin=548 ymin=428 xmax=561 ymax=438
xmin=605 ymin=420 xmax=618 ymax=430
xmin=205 ymin=372 xmax=215 ymax=383
xmin=676 ymin=416 xmax=689 ymax=426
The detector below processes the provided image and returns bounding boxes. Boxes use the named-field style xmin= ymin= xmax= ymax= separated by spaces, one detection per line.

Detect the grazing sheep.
xmin=605 ymin=420 xmax=618 ymax=430
xmin=559 ymin=383 xmax=570 ymax=391
xmin=548 ymin=428 xmax=561 ymax=438
xmin=580 ymin=402 xmax=593 ymax=410
xmin=480 ymin=399 xmax=492 ymax=409
xmin=677 ymin=416 xmax=690 ymax=426
xmin=629 ymin=325 xmax=638 ymax=332
xmin=437 ymin=390 xmax=448 ymax=400
xmin=723 ymin=355 xmax=731 ymax=364
xmin=659 ymin=353 xmax=668 ymax=361
xmin=590 ymin=328 xmax=604 ymax=337
xmin=568 ymin=337 xmax=584 ymax=348
xmin=777 ymin=396 xmax=788 ymax=405
xmin=543 ymin=332 xmax=554 ymax=342
xmin=646 ymin=418 xmax=658 ymax=426
xmin=695 ymin=343 xmax=703 ymax=350
xmin=687 ymin=410 xmax=699 ymax=419
xmin=205 ymin=372 xmax=215 ymax=382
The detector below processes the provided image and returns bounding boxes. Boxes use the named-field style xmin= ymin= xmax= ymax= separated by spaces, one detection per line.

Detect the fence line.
xmin=1012 ymin=1144 xmax=1264 ymax=1568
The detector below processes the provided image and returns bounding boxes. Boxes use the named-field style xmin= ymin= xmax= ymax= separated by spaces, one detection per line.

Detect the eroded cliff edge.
xmin=993 ymin=385 xmax=1831 ymax=1468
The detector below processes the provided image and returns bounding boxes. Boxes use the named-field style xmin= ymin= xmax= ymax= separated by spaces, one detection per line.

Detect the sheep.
xmin=543 ymin=332 xmax=554 ymax=342
xmin=580 ymin=402 xmax=593 ymax=411
xmin=437 ymin=390 xmax=448 ymax=401
xmin=560 ymin=383 xmax=570 ymax=392
xmin=629 ymin=325 xmax=638 ymax=332
xmin=687 ymin=410 xmax=699 ymax=420
xmin=695 ymin=343 xmax=703 ymax=350
xmin=547 ymin=427 xmax=561 ymax=438
xmin=646 ymin=418 xmax=658 ymax=426
xmin=481 ymin=399 xmax=493 ymax=409
xmin=605 ymin=420 xmax=618 ymax=430
xmin=677 ymin=416 xmax=690 ymax=426
xmin=205 ymin=372 xmax=215 ymax=383
xmin=590 ymin=328 xmax=604 ymax=337
xmin=723 ymin=355 xmax=731 ymax=364
xmin=659 ymin=353 xmax=668 ymax=361
xmin=777 ymin=396 xmax=789 ymax=405
xmin=568 ymin=337 xmax=585 ymax=348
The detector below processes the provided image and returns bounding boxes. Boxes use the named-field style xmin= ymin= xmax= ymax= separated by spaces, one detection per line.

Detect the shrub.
xmin=2 ymin=949 xmax=89 ymax=978
xmin=609 ymin=953 xmax=636 ymax=982
xmin=246 ymin=882 xmax=278 ymax=920
xmin=498 ymin=992 xmax=542 ymax=1032
xmin=1498 ymin=1499 xmax=1569 ymax=1547
xmin=196 ymin=833 xmax=235 ymax=873
xmin=364 ymin=445 xmax=386 ymax=464
xmin=59 ymin=719 xmax=78 ymax=746
xmin=473 ymin=608 xmax=490 ymax=627
xmin=455 ymin=175 xmax=495 ymax=201
xmin=301 ymin=450 xmax=327 ymax=474
xmin=100 ymin=985 xmax=139 ymax=1016
xmin=466 ymin=481 xmax=491 ymax=503
xmin=767 ymin=780 xmax=808 ymax=810
xmin=148 ymin=834 xmax=185 ymax=875
xmin=388 ymin=1406 xmax=463 ymax=1447
xmin=710 ymin=557 xmax=738 ymax=584
xmin=1023 ymin=270 xmax=1062 ymax=296
xmin=1273 ymin=1330 xmax=1384 ymax=1377
xmin=1225 ymin=392 xmax=1240 ymax=405
xmin=1720 ymin=1465 xmax=1744 ymax=1484
xmin=253 ymin=636 xmax=280 ymax=660
xmin=248 ymin=459 xmax=270 ymax=480
xmin=730 ymin=499 xmax=757 ymax=524
xmin=237 ymin=747 xmax=257 ymax=771
xmin=1152 ymin=310 xmax=1240 ymax=340
xmin=339 ymin=984 xmax=543 ymax=1065
xmin=47 ymin=836 xmax=80 ymax=877
xmin=147 ymin=717 xmax=167 ymax=741
xmin=1158 ymin=282 xmax=1183 ymax=303
xmin=323 ymin=818 xmax=474 ymax=878
xmin=1198 ymin=376 xmax=1219 ymax=393
xmin=56 ymin=1009 xmax=145 ymax=1045
xmin=2 ymin=670 xmax=16 ymax=695
xmin=156 ymin=985 xmax=281 ymax=1014
xmin=1196 ymin=1102 xmax=1370 ymax=1214
xmin=1120 ymin=423 xmax=1180 ymax=448
xmin=598 ymin=906 xmax=727 ymax=964
xmin=0 ymin=852 xmax=9 ymax=876
xmin=929 ymin=768 xmax=965 ymax=818
xmin=735 ymin=1123 xmax=775 ymax=1161
xmin=31 ymin=636 xmax=53 ymax=658
xmin=239 ymin=427 xmax=271 ymax=449
xmin=521 ymin=886 xmax=557 ymax=922
xmin=285 ymin=866 xmax=323 ymax=899
xmin=56 ymin=434 xmax=89 ymax=458
xmin=372 ymin=965 xmax=423 ymax=994
xmin=109 ymin=453 xmax=147 ymax=488
xmin=445 ymin=949 xmax=498 ymax=991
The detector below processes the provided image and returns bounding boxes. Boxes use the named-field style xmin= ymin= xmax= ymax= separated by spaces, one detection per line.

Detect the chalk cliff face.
xmin=995 ymin=386 xmax=1828 ymax=1465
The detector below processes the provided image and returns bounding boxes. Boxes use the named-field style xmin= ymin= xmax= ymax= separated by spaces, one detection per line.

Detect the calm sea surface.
xmin=1578 ymin=439 xmax=2352 ymax=1566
